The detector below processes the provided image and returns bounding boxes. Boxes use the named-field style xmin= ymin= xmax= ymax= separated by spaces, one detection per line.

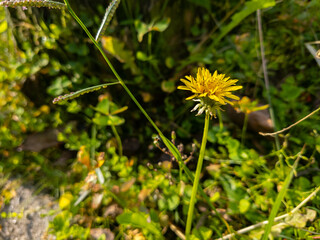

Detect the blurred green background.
xmin=1 ymin=0 xmax=320 ymax=239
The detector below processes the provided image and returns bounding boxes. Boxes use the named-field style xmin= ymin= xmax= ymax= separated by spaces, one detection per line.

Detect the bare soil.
xmin=0 ymin=180 xmax=57 ymax=240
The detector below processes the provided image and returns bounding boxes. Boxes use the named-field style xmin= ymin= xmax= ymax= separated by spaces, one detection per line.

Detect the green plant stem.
xmin=111 ymin=124 xmax=122 ymax=157
xmin=185 ymin=112 xmax=210 ymax=239
xmin=241 ymin=113 xmax=248 ymax=147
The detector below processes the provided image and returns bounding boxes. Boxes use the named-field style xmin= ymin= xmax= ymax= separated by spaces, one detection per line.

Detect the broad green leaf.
xmin=66 ymin=100 xmax=81 ymax=113
xmin=65 ymin=42 xmax=89 ymax=56
xmin=0 ymin=8 xmax=7 ymax=34
xmin=136 ymin=51 xmax=152 ymax=61
xmin=216 ymin=0 xmax=276 ymax=43
xmin=93 ymin=114 xmax=125 ymax=126
xmin=167 ymin=194 xmax=180 ymax=210
xmin=116 ymin=211 xmax=162 ymax=237
xmin=101 ymin=36 xmax=139 ymax=75
xmin=134 ymin=20 xmax=149 ymax=42
xmin=280 ymin=84 xmax=304 ymax=101
xmin=161 ymin=80 xmax=175 ymax=93
xmin=0 ymin=20 xmax=7 ymax=34
xmin=239 ymin=199 xmax=251 ymax=213
xmin=47 ymin=76 xmax=72 ymax=96
xmin=165 ymin=57 xmax=175 ymax=69
xmin=135 ymin=18 xmax=170 ymax=42
xmin=192 ymin=226 xmax=213 ymax=240
xmin=151 ymin=18 xmax=171 ymax=32
xmin=93 ymin=98 xmax=128 ymax=116
xmin=94 ymin=98 xmax=111 ymax=114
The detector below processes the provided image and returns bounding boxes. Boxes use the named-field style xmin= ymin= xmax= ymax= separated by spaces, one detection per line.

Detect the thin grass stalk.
xmin=185 ymin=112 xmax=210 ymax=239
xmin=256 ymin=10 xmax=280 ymax=151
xmin=260 ymin=106 xmax=320 ymax=137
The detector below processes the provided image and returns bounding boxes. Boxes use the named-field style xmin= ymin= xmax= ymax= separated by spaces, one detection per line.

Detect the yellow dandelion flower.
xmin=178 ymin=67 xmax=242 ymax=117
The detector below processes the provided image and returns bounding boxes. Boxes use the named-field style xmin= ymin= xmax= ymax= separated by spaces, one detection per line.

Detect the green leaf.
xmin=101 ymin=36 xmax=139 ymax=75
xmin=136 ymin=51 xmax=152 ymax=61
xmin=216 ymin=0 xmax=276 ymax=43
xmin=239 ymin=199 xmax=251 ymax=213
xmin=93 ymin=114 xmax=125 ymax=126
xmin=167 ymin=194 xmax=180 ymax=210
xmin=66 ymin=100 xmax=81 ymax=113
xmin=65 ymin=42 xmax=89 ymax=56
xmin=161 ymin=80 xmax=175 ymax=93
xmin=92 ymin=98 xmax=128 ymax=116
xmin=280 ymin=84 xmax=304 ymax=101
xmin=0 ymin=20 xmax=7 ymax=34
xmin=116 ymin=211 xmax=162 ymax=237
xmin=165 ymin=57 xmax=175 ymax=69
xmin=192 ymin=226 xmax=213 ymax=240
xmin=47 ymin=76 xmax=72 ymax=96
xmin=135 ymin=18 xmax=170 ymax=42
xmin=187 ymin=0 xmax=211 ymax=11
xmin=151 ymin=18 xmax=171 ymax=32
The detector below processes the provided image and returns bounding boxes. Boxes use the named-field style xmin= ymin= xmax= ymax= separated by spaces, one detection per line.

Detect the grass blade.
xmin=262 ymin=145 xmax=305 ymax=240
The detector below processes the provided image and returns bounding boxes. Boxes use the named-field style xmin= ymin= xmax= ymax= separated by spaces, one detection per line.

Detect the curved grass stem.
xmin=63 ymin=0 xmax=162 ymax=136
xmin=185 ymin=112 xmax=210 ymax=239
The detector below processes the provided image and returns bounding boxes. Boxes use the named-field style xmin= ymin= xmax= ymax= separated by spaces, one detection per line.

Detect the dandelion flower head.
xmin=178 ymin=67 xmax=242 ymax=117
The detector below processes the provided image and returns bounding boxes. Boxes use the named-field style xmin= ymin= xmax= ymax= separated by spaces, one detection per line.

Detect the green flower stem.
xmin=185 ymin=112 xmax=210 ymax=239
xmin=241 ymin=113 xmax=248 ymax=147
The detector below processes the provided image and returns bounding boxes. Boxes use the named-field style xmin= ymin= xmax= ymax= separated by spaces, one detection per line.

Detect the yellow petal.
xmin=226 ymin=94 xmax=240 ymax=100
xmin=186 ymin=95 xmax=197 ymax=100
xmin=177 ymin=86 xmax=191 ymax=90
